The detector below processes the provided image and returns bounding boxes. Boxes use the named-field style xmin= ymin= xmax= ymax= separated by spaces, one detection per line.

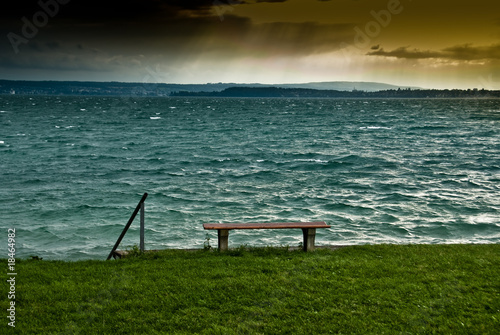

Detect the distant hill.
xmin=187 ymin=81 xmax=420 ymax=92
xmin=0 ymin=79 xmax=417 ymax=96
xmin=276 ymin=81 xmax=419 ymax=91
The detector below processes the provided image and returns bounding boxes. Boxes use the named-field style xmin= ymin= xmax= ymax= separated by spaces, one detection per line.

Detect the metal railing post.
xmin=107 ymin=192 xmax=148 ymax=260
xmin=140 ymin=202 xmax=145 ymax=252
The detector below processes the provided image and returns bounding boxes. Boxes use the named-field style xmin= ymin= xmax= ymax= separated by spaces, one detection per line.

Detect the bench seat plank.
xmin=203 ymin=221 xmax=330 ymax=230
xmin=203 ymin=221 xmax=330 ymax=252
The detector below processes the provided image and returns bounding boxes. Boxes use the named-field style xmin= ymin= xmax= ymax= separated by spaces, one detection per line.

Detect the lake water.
xmin=1 ymin=96 xmax=499 ymax=260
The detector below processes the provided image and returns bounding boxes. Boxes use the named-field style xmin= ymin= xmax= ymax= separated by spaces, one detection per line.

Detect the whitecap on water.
xmin=359 ymin=126 xmax=392 ymax=130
xmin=150 ymin=116 xmax=161 ymax=119
xmin=468 ymin=214 xmax=498 ymax=225
xmin=295 ymin=158 xmax=329 ymax=163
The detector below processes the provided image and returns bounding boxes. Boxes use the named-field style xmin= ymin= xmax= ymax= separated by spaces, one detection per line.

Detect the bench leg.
xmin=302 ymin=228 xmax=316 ymax=252
xmin=218 ymin=229 xmax=229 ymax=251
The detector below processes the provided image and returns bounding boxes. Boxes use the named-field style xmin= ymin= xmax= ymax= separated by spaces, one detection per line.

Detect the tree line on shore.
xmin=172 ymin=86 xmax=500 ymax=98
xmin=1 ymin=80 xmax=499 ymax=98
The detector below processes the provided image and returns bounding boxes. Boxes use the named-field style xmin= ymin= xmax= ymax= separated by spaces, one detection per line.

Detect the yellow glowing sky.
xmin=1 ymin=0 xmax=499 ymax=88
xmin=228 ymin=0 xmax=500 ymax=88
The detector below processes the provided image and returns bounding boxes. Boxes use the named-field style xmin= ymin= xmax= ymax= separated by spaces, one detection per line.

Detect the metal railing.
xmin=107 ymin=192 xmax=148 ymax=260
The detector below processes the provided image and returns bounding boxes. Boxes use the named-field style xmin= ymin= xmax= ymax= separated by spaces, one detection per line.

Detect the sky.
xmin=1 ymin=0 xmax=499 ymax=89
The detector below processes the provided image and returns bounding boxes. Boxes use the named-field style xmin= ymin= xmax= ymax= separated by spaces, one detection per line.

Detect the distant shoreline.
xmin=171 ymin=87 xmax=500 ymax=99
xmin=1 ymin=79 xmax=499 ymax=98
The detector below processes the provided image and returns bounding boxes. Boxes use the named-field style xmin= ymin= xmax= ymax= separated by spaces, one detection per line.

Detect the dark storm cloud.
xmin=442 ymin=44 xmax=500 ymax=61
xmin=0 ymin=1 xmax=280 ymax=22
xmin=0 ymin=0 xmax=215 ymax=20
xmin=0 ymin=0 xmax=356 ymax=74
xmin=367 ymin=44 xmax=500 ymax=61
xmin=1 ymin=16 xmax=353 ymax=69
xmin=367 ymin=47 xmax=442 ymax=59
xmin=0 ymin=0 xmax=346 ymax=50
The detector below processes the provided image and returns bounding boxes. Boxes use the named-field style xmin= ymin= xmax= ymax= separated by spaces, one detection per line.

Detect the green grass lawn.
xmin=3 ymin=244 xmax=500 ymax=334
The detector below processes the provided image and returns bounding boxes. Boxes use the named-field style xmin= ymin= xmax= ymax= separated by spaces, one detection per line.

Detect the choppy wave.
xmin=0 ymin=96 xmax=499 ymax=259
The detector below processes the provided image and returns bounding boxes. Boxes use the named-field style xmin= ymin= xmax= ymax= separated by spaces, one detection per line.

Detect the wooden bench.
xmin=203 ymin=221 xmax=330 ymax=252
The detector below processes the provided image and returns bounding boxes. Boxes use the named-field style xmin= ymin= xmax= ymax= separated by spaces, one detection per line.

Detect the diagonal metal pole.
xmin=107 ymin=192 xmax=148 ymax=260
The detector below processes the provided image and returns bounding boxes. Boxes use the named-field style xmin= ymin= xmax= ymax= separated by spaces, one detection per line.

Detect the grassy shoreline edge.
xmin=3 ymin=244 xmax=499 ymax=334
